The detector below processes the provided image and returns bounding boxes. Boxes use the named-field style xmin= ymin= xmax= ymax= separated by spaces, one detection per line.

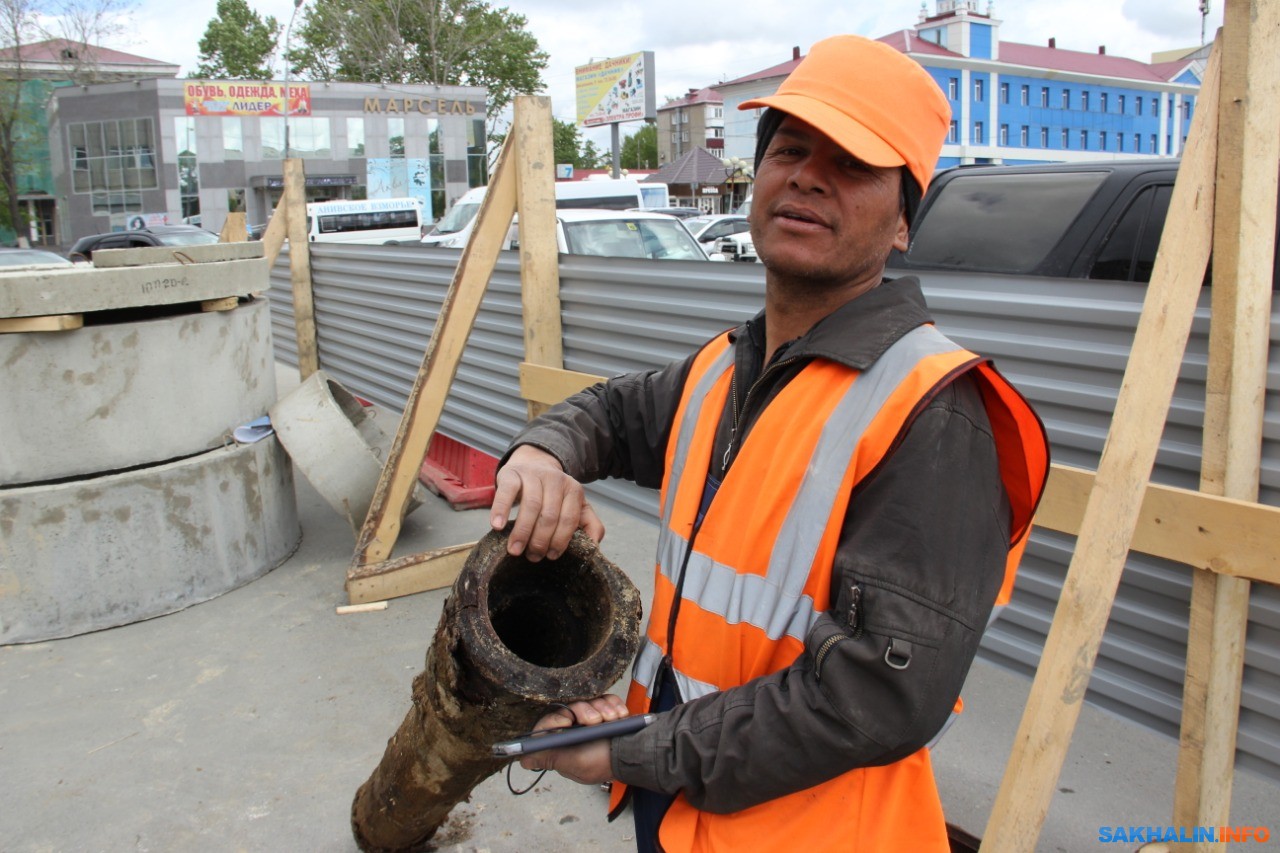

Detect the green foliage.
xmin=288 ymin=0 xmax=548 ymax=123
xmin=192 ymin=0 xmax=281 ymax=80
xmin=620 ymin=123 xmax=658 ymax=170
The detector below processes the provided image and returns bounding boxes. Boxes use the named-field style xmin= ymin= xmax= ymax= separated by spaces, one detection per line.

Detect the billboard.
xmin=183 ymin=81 xmax=312 ymax=117
xmin=575 ymin=51 xmax=655 ymax=127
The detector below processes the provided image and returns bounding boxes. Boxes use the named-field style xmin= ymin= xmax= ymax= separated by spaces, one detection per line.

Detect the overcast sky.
xmin=109 ymin=0 xmax=1223 ymax=141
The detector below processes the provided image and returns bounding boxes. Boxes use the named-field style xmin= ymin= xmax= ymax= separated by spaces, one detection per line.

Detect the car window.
xmin=906 ymin=171 xmax=1109 ymax=273
xmin=562 ymin=219 xmax=705 ymax=260
xmin=1090 ymin=185 xmax=1172 ymax=282
xmin=157 ymin=231 xmax=219 ymax=247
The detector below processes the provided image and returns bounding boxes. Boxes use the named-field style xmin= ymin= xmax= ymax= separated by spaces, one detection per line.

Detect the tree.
xmin=552 ymin=118 xmax=606 ymax=170
xmin=0 ymin=0 xmax=131 ymax=242
xmin=192 ymin=0 xmax=281 ymax=80
xmin=619 ymin=123 xmax=657 ymax=170
xmin=288 ymin=0 xmax=548 ymax=135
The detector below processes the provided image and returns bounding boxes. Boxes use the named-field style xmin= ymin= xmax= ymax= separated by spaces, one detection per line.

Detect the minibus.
xmin=306 ymin=197 xmax=424 ymax=244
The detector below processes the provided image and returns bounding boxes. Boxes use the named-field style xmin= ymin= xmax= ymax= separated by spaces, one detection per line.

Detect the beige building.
xmin=655 ymin=87 xmax=723 ymax=166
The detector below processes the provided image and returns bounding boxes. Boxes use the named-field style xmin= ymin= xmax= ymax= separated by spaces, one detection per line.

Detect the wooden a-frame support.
xmin=344 ymin=96 xmax=561 ymax=605
xmin=256 ymin=158 xmax=320 ymax=382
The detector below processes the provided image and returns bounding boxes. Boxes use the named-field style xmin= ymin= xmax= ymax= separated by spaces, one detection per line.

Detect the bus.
xmin=421 ymin=179 xmax=651 ymax=249
xmin=306 ymin=198 xmax=424 ymax=244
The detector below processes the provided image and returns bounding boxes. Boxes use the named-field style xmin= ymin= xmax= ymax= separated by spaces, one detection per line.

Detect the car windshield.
xmin=562 ymin=218 xmax=706 ymax=260
xmin=157 ymin=231 xmax=220 ymax=247
xmin=435 ymin=202 xmax=480 ymax=234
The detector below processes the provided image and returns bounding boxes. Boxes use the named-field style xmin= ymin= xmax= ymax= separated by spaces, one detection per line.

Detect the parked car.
xmin=683 ymin=214 xmax=752 ymax=258
xmin=716 ymin=230 xmax=758 ymax=262
xmin=67 ymin=225 xmax=220 ymax=261
xmin=0 ymin=247 xmax=73 ymax=267
xmin=504 ymin=209 xmax=713 ymax=261
xmin=632 ymin=206 xmax=703 ymax=220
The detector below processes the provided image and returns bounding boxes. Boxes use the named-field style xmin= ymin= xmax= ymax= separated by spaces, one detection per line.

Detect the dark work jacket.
xmin=507 ymin=275 xmax=1011 ymax=814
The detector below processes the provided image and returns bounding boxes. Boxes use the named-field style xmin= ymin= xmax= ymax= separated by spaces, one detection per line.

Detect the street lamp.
xmin=283 ymin=0 xmax=304 ymax=159
xmin=721 ymin=156 xmax=753 ymax=214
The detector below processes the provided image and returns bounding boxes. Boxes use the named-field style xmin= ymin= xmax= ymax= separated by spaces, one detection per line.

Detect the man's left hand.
xmin=518 ymin=695 xmax=627 ymax=785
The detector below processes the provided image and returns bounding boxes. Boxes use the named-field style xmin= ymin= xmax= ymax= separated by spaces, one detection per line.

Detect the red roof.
xmin=719 ymin=55 xmax=802 ymax=88
xmin=660 ymin=87 xmax=724 ymax=110
xmin=0 ymin=38 xmax=176 ymax=68
xmin=876 ymin=29 xmax=963 ymax=58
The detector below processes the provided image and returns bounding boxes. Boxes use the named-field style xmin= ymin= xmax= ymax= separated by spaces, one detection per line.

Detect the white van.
xmin=306 ymin=197 xmax=424 ymax=244
xmin=421 ymin=179 xmax=647 ymax=249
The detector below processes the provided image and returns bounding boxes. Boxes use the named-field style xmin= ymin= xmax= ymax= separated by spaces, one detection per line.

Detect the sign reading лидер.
xmin=183 ymin=82 xmax=312 ymax=117
xmin=575 ymin=51 xmax=656 ymax=127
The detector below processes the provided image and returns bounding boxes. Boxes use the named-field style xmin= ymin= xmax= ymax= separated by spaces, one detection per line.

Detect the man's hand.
xmin=517 ymin=695 xmax=628 ymax=785
xmin=491 ymin=445 xmax=605 ymax=560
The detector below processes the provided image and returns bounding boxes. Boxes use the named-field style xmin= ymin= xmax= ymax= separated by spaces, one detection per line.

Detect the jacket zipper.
xmin=722 ymin=356 xmax=799 ymax=472
xmin=814 ymin=583 xmax=863 ymax=683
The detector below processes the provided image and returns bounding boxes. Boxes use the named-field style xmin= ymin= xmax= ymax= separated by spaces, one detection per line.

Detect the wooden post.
xmin=512 ymin=96 xmax=563 ymax=421
xmin=218 ymin=212 xmax=248 ymax=243
xmin=978 ymin=39 xmax=1223 ymax=853
xmin=283 ymin=158 xmax=319 ymax=380
xmin=261 ymin=197 xmax=288 ymax=267
xmin=1172 ymin=1 xmax=1280 ymax=848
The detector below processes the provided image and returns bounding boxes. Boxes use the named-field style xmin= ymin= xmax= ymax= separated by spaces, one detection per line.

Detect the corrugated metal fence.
xmin=269 ymin=243 xmax=1280 ymax=781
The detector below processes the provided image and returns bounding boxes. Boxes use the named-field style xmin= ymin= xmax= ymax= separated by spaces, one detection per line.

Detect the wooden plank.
xmin=513 ymin=96 xmax=564 ymax=421
xmin=90 ymin=241 xmax=265 ymax=269
xmin=350 ymin=128 xmax=521 ymax=570
xmin=0 ymin=313 xmax=83 ymax=333
xmin=346 ymin=543 xmax=474 ymax=604
xmin=261 ymin=196 xmax=288 ymax=268
xmin=201 ymin=296 xmax=240 ymax=312
xmin=219 ymin=212 xmax=248 ymax=243
xmin=1172 ymin=4 xmax=1280 ymax=848
xmin=335 ymin=601 xmax=389 ymax=615
xmin=519 ymin=362 xmax=604 ymax=406
xmin=979 ymin=38 xmax=1223 ymax=853
xmin=283 ymin=158 xmax=319 ymax=381
xmin=0 ymin=257 xmax=266 ymax=318
xmin=1036 ymin=464 xmax=1280 ymax=585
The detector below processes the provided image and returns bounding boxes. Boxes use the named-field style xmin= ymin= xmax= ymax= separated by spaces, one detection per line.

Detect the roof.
xmin=0 ymin=38 xmax=177 ymax=69
xmin=718 ymin=55 xmax=802 ymax=88
xmin=649 ymin=147 xmax=732 ymax=186
xmin=876 ymin=29 xmax=963 ymax=58
xmin=659 ymin=87 xmax=724 ymax=111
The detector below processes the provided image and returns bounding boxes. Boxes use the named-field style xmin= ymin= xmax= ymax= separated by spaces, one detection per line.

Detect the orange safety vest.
xmin=608 ymin=325 xmax=1048 ymax=852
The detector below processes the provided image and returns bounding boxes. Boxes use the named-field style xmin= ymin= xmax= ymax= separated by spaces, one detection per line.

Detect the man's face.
xmin=748 ymin=116 xmax=909 ymax=289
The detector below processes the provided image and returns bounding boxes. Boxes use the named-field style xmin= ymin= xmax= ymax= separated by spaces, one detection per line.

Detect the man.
xmin=490 ymin=34 xmax=1049 ymax=852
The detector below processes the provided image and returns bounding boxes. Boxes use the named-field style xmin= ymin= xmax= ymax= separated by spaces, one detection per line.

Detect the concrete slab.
xmin=0 ymin=298 xmax=277 ymax=485
xmin=90 ymin=241 xmax=265 ymax=269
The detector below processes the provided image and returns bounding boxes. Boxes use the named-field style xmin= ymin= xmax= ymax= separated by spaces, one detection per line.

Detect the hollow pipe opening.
xmin=486 ymin=553 xmax=612 ymax=669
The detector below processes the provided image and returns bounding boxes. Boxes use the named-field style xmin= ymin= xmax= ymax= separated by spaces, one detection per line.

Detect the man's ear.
xmin=891 ymin=210 xmax=910 ymax=253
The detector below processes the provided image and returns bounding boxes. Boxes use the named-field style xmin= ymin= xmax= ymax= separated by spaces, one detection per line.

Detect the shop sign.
xmin=184 ymin=82 xmax=312 ymax=117
xmin=363 ymin=98 xmax=477 ymax=115
xmin=575 ymin=51 xmax=656 ymax=127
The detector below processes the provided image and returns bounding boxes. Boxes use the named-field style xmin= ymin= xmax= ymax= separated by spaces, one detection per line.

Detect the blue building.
xmin=716 ymin=0 xmax=1202 ymax=171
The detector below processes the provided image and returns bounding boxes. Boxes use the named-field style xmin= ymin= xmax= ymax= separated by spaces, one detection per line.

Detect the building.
xmin=48 ymin=78 xmax=488 ymax=243
xmin=717 ymin=0 xmax=1202 ymax=172
xmin=655 ymin=87 xmax=723 ymax=166
xmin=0 ymin=39 xmax=178 ymax=245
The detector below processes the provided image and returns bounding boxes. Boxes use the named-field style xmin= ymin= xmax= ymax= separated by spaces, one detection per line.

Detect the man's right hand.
xmin=491 ymin=445 xmax=605 ymax=561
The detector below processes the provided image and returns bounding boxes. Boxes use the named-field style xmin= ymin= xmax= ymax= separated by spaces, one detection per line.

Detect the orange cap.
xmin=740 ymin=35 xmax=952 ymax=193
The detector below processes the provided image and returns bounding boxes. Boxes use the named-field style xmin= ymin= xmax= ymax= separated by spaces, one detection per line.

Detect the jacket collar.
xmin=731 ymin=275 xmax=934 ymax=372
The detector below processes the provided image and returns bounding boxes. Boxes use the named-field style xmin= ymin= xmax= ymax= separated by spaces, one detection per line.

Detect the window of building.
xmin=948 ymin=120 xmax=958 ymax=143
xmin=1134 ymin=133 xmax=1142 ymax=152
xmin=1062 ymin=89 xmax=1070 ymax=108
xmin=1040 ymin=86 xmax=1049 ymax=107
xmin=222 ymin=117 xmax=242 ymax=160
xmin=68 ymin=118 xmax=158 ymax=199
xmin=1100 ymin=92 xmax=1109 ymax=112
xmin=288 ymin=117 xmax=332 ymax=159
xmin=1116 ymin=133 xmax=1123 ymax=152
xmin=1061 ymin=128 xmax=1069 ymax=148
xmin=1000 ymin=124 xmax=1009 ymax=145
xmin=1136 ymin=96 xmax=1144 ymax=115
xmin=347 ymin=118 xmax=365 ymax=156
xmin=713 ymin=107 xmax=723 ymax=118
xmin=465 ymin=117 xmax=486 ymax=197
xmin=973 ymin=121 xmax=983 ymax=144
xmin=175 ymin=116 xmax=199 ymax=219
xmin=1151 ymin=133 xmax=1158 ymax=153
xmin=1020 ymin=84 xmax=1029 ymax=106
xmin=710 ymin=127 xmax=724 ymax=137
xmin=1039 ymin=127 xmax=1048 ymax=147
xmin=388 ymin=117 xmax=405 ymax=157
xmin=948 ymin=77 xmax=958 ymax=99
xmin=1081 ymin=91 xmax=1089 ymax=110
xmin=681 ymin=130 xmax=689 ymax=142
xmin=1183 ymin=100 xmax=1193 ymax=122
xmin=1118 ymin=94 xmax=1126 ymax=113
xmin=1080 ymin=129 xmax=1089 ymax=149
xmin=974 ymin=79 xmax=984 ymax=101
xmin=1020 ymin=125 xmax=1029 ymax=146
xmin=1152 ymin=98 xmax=1159 ymax=117
xmin=1000 ymin=82 xmax=1009 ymax=103
xmin=1100 ymin=130 xmax=1108 ymax=149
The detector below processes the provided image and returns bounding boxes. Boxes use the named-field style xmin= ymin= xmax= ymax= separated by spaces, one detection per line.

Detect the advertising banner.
xmin=367 ymin=158 xmax=433 ymax=220
xmin=575 ymin=52 xmax=655 ymax=127
xmin=183 ymin=81 xmax=313 ymax=117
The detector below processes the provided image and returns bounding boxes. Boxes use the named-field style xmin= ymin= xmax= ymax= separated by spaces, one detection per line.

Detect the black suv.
xmin=67 ymin=225 xmax=219 ymax=261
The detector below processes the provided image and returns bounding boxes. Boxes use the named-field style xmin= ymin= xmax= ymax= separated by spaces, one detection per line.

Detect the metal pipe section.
xmin=350 ymin=527 xmax=642 ymax=852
